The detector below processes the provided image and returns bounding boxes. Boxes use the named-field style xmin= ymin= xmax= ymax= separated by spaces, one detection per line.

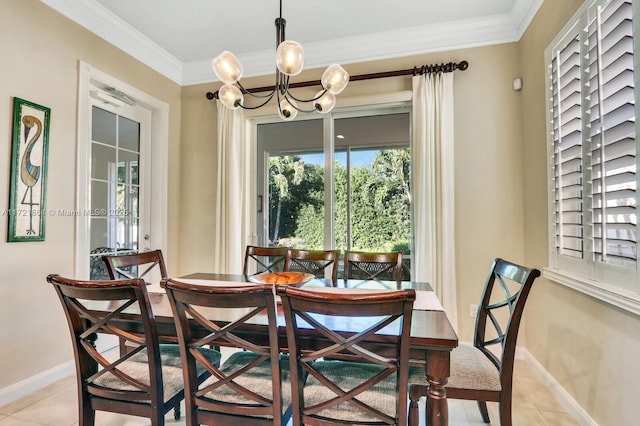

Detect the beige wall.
xmin=0 ymin=0 xmax=182 ymax=389
xmin=521 ymin=0 xmax=640 ymax=424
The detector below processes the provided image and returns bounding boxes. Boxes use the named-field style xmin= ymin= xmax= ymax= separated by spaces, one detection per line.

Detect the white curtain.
xmin=412 ymin=72 xmax=458 ymax=331
xmin=212 ymin=102 xmax=251 ymax=273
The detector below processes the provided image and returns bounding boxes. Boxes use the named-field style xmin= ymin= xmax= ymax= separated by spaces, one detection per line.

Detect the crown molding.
xmin=513 ymin=0 xmax=544 ymax=37
xmin=41 ymin=0 xmax=542 ymax=87
xmin=41 ymin=0 xmax=183 ymax=84
xmin=183 ymin=13 xmax=519 ymax=86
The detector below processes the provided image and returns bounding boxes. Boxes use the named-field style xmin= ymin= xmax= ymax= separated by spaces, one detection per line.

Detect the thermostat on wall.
xmin=513 ymin=78 xmax=523 ymax=91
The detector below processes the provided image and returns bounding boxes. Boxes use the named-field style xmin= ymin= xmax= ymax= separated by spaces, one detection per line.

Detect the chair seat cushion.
xmin=199 ymin=351 xmax=292 ymax=418
xmin=409 ymin=343 xmax=501 ymax=392
xmin=91 ymin=344 xmax=221 ymax=403
xmin=128 ymin=343 xmax=221 ymax=370
xmin=303 ymin=360 xmax=397 ymax=423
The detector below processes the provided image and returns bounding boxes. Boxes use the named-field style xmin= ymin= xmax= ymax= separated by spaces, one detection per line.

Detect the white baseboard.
xmin=518 ymin=347 xmax=597 ymax=426
xmin=0 ymin=360 xmax=75 ymax=408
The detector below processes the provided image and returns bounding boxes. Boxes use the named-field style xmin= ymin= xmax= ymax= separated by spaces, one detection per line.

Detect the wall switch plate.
xmin=469 ymin=304 xmax=478 ymax=317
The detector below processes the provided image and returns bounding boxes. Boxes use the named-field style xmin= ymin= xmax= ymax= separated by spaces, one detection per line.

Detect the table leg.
xmin=426 ymin=350 xmax=449 ymax=426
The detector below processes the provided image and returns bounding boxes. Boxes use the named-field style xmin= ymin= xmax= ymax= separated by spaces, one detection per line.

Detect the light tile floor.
xmin=0 ymin=358 xmax=579 ymax=426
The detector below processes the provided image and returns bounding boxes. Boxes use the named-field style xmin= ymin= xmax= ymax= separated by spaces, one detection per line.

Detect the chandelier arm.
xmin=277 ymin=73 xmax=290 ymax=96
xmin=283 ymin=88 xmax=328 ymax=104
xmin=282 ymin=93 xmax=321 ymax=113
xmin=275 ymin=89 xmax=287 ymax=118
xmin=275 ymin=87 xmax=284 ymax=109
xmin=236 ymin=81 xmax=276 ymax=99
xmin=275 ymin=88 xmax=312 ymax=116
xmin=278 ymin=74 xmax=326 ymax=103
xmin=237 ymin=91 xmax=277 ymax=110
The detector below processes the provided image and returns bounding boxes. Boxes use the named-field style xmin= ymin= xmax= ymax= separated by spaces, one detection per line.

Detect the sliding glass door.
xmin=333 ymin=114 xmax=411 ymax=253
xmin=256 ymin=109 xmax=411 ymax=275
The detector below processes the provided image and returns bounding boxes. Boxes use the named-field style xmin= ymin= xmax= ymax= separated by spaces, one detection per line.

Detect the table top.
xmin=151 ymin=273 xmax=459 ymax=352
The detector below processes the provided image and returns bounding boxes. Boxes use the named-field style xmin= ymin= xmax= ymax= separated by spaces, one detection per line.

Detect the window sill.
xmin=543 ymin=268 xmax=640 ymax=317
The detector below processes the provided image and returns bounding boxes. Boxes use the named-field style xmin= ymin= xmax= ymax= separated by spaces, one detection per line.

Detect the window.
xmin=256 ymin=109 xmax=412 ymax=277
xmin=546 ymin=0 xmax=639 ymax=310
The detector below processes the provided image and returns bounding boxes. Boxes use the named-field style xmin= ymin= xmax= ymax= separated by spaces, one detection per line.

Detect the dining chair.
xmin=103 ymin=249 xmax=168 ymax=283
xmin=280 ymin=286 xmax=415 ymax=425
xmin=285 ymin=248 xmax=339 ymax=285
xmin=103 ymin=249 xmax=169 ymax=355
xmin=243 ymin=245 xmax=290 ymax=276
xmin=408 ymin=258 xmax=541 ymax=426
xmin=344 ymin=250 xmax=404 ymax=283
xmin=46 ymin=274 xmax=221 ymax=425
xmin=164 ymin=279 xmax=292 ymax=425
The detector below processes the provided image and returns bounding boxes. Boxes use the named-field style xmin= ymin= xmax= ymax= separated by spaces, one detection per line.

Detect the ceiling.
xmin=42 ymin=0 xmax=542 ymax=86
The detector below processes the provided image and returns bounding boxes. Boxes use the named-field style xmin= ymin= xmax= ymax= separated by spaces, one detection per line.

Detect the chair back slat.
xmin=286 ymin=249 xmax=339 ymax=285
xmin=243 ymin=245 xmax=290 ymax=276
xmin=345 ymin=250 xmax=404 ymax=283
xmin=474 ymin=258 xmax=541 ymax=375
xmin=103 ymin=249 xmax=168 ymax=283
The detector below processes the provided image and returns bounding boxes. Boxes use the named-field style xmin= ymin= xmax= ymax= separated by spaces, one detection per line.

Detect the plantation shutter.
xmin=551 ymin=35 xmax=584 ymax=259
xmin=588 ymin=0 xmax=637 ymax=267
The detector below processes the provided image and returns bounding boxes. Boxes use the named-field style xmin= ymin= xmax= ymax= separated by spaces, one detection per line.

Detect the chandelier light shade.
xmin=321 ymin=64 xmax=350 ymax=94
xmin=212 ymin=51 xmax=244 ymax=85
xmin=218 ymin=84 xmax=244 ymax=110
xmin=314 ymin=90 xmax=336 ymax=114
xmin=279 ymin=98 xmax=298 ymax=121
xmin=212 ymin=0 xmax=349 ymax=119
xmin=276 ymin=40 xmax=305 ymax=76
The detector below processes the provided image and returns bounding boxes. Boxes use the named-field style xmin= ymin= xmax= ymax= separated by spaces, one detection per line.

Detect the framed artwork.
xmin=7 ymin=97 xmax=50 ymax=242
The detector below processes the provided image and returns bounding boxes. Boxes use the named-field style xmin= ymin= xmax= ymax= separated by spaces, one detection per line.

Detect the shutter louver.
xmin=589 ymin=0 xmax=637 ymax=267
xmin=551 ymin=35 xmax=584 ymax=258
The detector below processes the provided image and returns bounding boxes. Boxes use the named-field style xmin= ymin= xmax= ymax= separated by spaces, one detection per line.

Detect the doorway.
xmin=75 ymin=62 xmax=168 ymax=281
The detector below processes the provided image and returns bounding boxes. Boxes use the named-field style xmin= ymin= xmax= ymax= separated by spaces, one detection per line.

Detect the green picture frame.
xmin=7 ymin=97 xmax=50 ymax=242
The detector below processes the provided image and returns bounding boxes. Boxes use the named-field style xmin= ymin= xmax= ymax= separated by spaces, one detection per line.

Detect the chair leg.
xmin=150 ymin=411 xmax=164 ymax=426
xmin=79 ymin=406 xmax=95 ymax=426
xmin=408 ymin=385 xmax=423 ymax=426
xmin=119 ymin=337 xmax=127 ymax=356
xmin=174 ymin=403 xmax=181 ymax=420
xmin=186 ymin=403 xmax=197 ymax=426
xmin=499 ymin=398 xmax=513 ymax=426
xmin=477 ymin=401 xmax=490 ymax=423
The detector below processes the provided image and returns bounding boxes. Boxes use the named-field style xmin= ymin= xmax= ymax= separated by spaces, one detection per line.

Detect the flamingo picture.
xmin=20 ymin=115 xmax=42 ymax=235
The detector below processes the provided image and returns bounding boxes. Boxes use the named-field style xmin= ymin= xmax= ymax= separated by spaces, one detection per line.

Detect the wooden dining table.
xmin=101 ymin=273 xmax=458 ymax=426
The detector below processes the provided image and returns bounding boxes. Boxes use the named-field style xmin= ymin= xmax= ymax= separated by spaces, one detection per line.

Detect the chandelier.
xmin=212 ymin=0 xmax=349 ymax=121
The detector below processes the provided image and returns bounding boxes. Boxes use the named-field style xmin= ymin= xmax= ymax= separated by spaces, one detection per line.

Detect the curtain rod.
xmin=205 ymin=60 xmax=468 ymax=100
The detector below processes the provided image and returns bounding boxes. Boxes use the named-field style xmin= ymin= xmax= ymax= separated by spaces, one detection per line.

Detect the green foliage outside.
xmin=269 ymin=148 xmax=411 ymax=253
